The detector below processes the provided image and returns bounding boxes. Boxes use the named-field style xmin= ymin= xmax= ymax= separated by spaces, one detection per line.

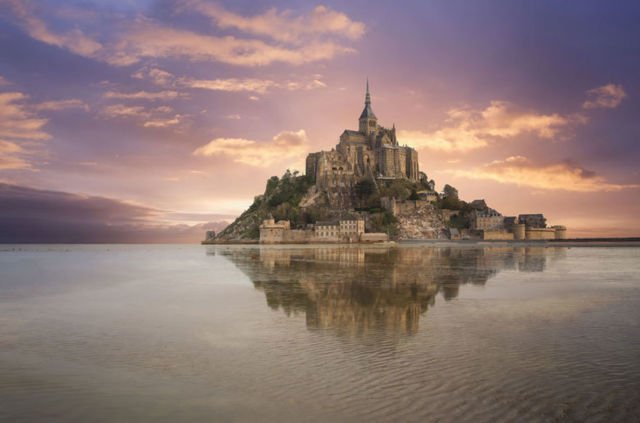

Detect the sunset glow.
xmin=1 ymin=0 xmax=639 ymax=241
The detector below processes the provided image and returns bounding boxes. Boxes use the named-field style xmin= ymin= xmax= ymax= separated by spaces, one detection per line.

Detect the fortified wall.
xmin=481 ymin=223 xmax=567 ymax=240
xmin=259 ymin=218 xmax=388 ymax=244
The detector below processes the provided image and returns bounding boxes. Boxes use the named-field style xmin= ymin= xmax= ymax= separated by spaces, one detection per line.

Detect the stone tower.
xmin=306 ymin=78 xmax=421 ymax=186
xmin=358 ymin=79 xmax=377 ymax=136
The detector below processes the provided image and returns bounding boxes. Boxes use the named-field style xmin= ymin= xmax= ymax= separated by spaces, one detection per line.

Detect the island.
xmin=204 ymin=81 xmax=567 ymax=244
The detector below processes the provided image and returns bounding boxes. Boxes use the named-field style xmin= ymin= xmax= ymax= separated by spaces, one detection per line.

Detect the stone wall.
xmin=525 ymin=228 xmax=556 ymax=240
xmin=482 ymin=230 xmax=514 ymax=241
xmin=260 ymin=227 xmax=285 ymax=244
xmin=260 ymin=227 xmax=314 ymax=244
xmin=360 ymin=233 xmax=389 ymax=243
xmin=406 ymin=148 xmax=419 ymax=180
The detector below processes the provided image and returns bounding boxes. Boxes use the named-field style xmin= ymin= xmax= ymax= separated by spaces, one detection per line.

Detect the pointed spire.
xmin=359 ymin=77 xmax=376 ymax=121
xmin=365 ymin=77 xmax=371 ymax=106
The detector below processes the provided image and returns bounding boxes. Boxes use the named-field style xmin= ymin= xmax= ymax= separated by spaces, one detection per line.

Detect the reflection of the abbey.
xmin=215 ymin=246 xmax=566 ymax=339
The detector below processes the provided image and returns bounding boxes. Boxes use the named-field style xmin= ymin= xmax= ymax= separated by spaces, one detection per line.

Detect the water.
xmin=1 ymin=244 xmax=639 ymax=422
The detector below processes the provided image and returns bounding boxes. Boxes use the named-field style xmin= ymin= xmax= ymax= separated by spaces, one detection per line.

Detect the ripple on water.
xmin=1 ymin=245 xmax=640 ymax=422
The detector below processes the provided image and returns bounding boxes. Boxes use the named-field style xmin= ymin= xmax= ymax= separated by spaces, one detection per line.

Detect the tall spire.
xmin=359 ymin=78 xmax=376 ymax=121
xmin=365 ymin=78 xmax=371 ymax=105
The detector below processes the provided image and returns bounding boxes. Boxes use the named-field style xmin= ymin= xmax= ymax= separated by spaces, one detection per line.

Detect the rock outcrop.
xmin=394 ymin=201 xmax=448 ymax=240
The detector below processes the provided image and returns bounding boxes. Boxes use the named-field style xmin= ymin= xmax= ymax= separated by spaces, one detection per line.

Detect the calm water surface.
xmin=1 ymin=244 xmax=639 ymax=422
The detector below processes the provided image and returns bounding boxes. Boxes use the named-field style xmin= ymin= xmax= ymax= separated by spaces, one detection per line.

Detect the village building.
xmin=471 ymin=210 xmax=504 ymax=231
xmin=519 ymin=214 xmax=547 ymax=229
xmin=315 ymin=219 xmax=365 ymax=242
xmin=259 ymin=218 xmax=384 ymax=244
xmin=416 ymin=190 xmax=438 ymax=202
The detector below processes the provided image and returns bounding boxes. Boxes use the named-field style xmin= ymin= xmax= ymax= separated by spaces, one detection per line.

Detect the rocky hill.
xmin=214 ymin=170 xmax=453 ymax=242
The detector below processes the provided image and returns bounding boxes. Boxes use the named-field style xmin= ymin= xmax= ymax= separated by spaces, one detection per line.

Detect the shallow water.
xmin=0 ymin=244 xmax=639 ymax=422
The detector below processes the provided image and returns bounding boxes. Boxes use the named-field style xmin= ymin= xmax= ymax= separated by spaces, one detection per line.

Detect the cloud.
xmin=100 ymin=104 xmax=151 ymax=119
xmin=0 ymin=140 xmax=23 ymax=154
xmin=183 ymin=2 xmax=365 ymax=43
xmin=130 ymin=67 xmax=327 ymax=95
xmin=583 ymin=83 xmax=627 ymax=109
xmin=181 ymin=78 xmax=277 ymax=94
xmin=0 ymin=183 xmax=231 ymax=243
xmin=0 ymin=141 xmax=30 ymax=170
xmin=6 ymin=0 xmax=102 ymax=57
xmin=100 ymin=104 xmax=184 ymax=129
xmin=399 ymin=128 xmax=488 ymax=153
xmin=479 ymin=101 xmax=569 ymax=138
xmin=178 ymin=76 xmax=327 ymax=94
xmin=131 ymin=67 xmax=175 ymax=86
xmin=399 ymin=101 xmax=574 ymax=153
xmin=6 ymin=2 xmax=361 ymax=67
xmin=142 ymin=116 xmax=183 ymax=128
xmin=452 ymin=156 xmax=640 ymax=192
xmin=0 ymin=92 xmax=50 ymax=140
xmin=0 ymin=75 xmax=8 ymax=86
xmin=193 ymin=129 xmax=309 ymax=166
xmin=110 ymin=20 xmax=355 ymax=67
xmin=130 ymin=65 xmax=327 ymax=94
xmin=285 ymin=79 xmax=327 ymax=90
xmin=0 ymin=155 xmax=31 ymax=170
xmin=0 ymin=91 xmax=55 ymax=170
xmin=33 ymin=99 xmax=89 ymax=112
xmin=103 ymin=90 xmax=185 ymax=101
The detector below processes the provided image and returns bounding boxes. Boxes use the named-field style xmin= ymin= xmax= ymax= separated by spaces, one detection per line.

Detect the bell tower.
xmin=358 ymin=79 xmax=377 ymax=135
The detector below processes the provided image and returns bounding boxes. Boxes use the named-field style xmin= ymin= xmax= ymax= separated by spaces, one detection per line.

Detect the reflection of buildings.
xmin=215 ymin=246 xmax=565 ymax=340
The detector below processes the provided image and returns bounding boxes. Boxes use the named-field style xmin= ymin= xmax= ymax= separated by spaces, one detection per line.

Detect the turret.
xmin=359 ymin=79 xmax=377 ymax=135
xmin=391 ymin=123 xmax=397 ymax=145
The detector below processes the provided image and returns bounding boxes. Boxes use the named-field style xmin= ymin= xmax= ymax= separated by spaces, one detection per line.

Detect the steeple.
xmin=365 ymin=78 xmax=371 ymax=106
xmin=359 ymin=78 xmax=377 ymax=134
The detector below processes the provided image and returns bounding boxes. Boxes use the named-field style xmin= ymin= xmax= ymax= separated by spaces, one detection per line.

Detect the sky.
xmin=0 ymin=0 xmax=639 ymax=242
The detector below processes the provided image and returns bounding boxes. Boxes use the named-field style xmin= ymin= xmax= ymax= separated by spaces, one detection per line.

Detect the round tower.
xmin=359 ymin=79 xmax=377 ymax=135
xmin=553 ymin=225 xmax=567 ymax=240
xmin=513 ymin=223 xmax=526 ymax=240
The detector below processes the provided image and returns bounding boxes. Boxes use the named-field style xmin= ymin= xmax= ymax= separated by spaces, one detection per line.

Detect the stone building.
xmin=417 ymin=190 xmax=438 ymax=202
xmin=315 ymin=219 xmax=365 ymax=242
xmin=259 ymin=218 xmax=382 ymax=244
xmin=306 ymin=80 xmax=420 ymax=188
xmin=518 ymin=214 xmax=547 ymax=228
xmin=315 ymin=221 xmax=339 ymax=239
xmin=471 ymin=210 xmax=504 ymax=231
xmin=259 ymin=219 xmax=291 ymax=244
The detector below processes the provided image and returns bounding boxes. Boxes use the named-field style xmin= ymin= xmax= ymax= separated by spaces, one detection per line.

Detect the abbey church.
xmin=305 ymin=81 xmax=420 ymax=188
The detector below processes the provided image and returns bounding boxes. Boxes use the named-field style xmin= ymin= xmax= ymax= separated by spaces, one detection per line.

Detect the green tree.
xmin=387 ymin=180 xmax=411 ymax=200
xmin=443 ymin=184 xmax=459 ymax=199
xmin=265 ymin=176 xmax=279 ymax=195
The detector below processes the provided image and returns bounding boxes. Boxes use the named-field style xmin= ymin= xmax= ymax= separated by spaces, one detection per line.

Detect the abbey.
xmin=305 ymin=81 xmax=420 ymax=188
